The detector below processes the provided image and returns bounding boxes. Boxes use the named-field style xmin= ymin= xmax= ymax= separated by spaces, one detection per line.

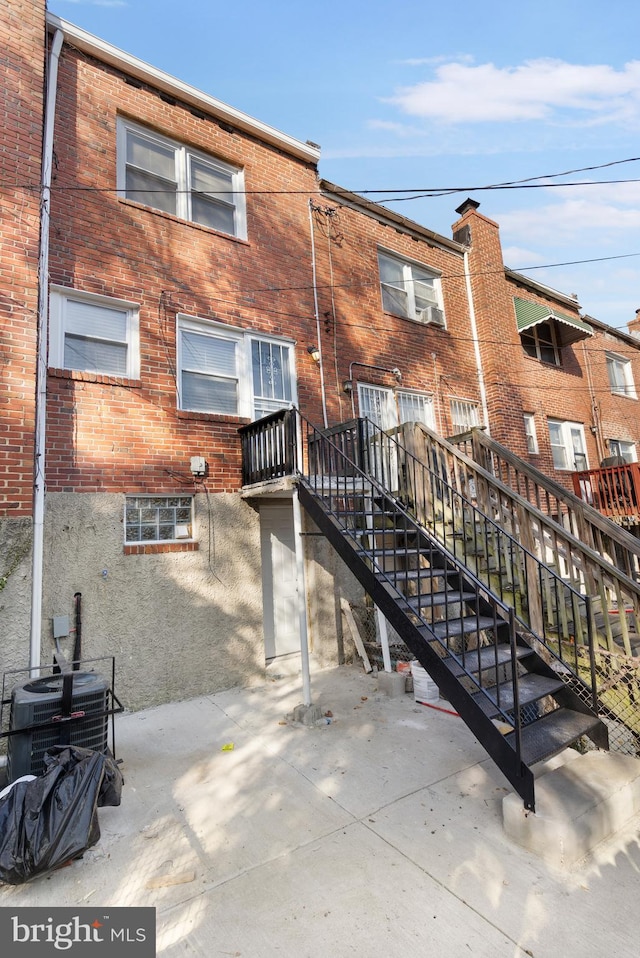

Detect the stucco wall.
xmin=0 ymin=518 xmax=33 ymax=677
xmin=41 ymin=492 xmax=266 ymax=710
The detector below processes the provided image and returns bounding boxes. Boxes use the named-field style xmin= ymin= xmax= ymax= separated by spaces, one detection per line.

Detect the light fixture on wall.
xmin=307 ymin=345 xmax=321 ymax=364
xmin=343 ymin=379 xmax=353 ymax=393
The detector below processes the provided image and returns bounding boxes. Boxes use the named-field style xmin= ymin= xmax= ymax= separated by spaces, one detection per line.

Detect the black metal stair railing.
xmin=294 ymin=413 xmax=607 ymax=810
xmin=309 ymin=416 xmax=601 ymax=711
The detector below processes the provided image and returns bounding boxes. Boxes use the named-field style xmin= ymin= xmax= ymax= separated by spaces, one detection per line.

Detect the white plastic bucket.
xmin=410 ymin=660 xmax=439 ymax=705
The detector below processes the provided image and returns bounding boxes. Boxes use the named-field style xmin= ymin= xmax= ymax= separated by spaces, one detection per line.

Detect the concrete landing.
xmin=503 ymin=750 xmax=640 ymax=867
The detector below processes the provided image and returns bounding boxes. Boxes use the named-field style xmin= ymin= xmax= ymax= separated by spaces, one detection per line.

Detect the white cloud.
xmin=385 ymin=58 xmax=640 ymax=126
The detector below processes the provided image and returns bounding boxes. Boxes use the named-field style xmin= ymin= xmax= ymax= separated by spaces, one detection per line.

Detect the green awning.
xmin=514 ymin=297 xmax=593 ymax=347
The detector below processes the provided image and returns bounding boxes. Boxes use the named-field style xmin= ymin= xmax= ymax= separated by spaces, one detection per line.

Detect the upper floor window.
xmin=607 ymin=439 xmax=637 ymax=463
xmin=117 ymin=119 xmax=247 ymax=239
xmin=450 ymin=398 xmax=480 ymax=434
xmin=548 ymin=419 xmax=587 ymax=471
xmin=523 ymin=413 xmax=538 ymax=454
xmin=177 ymin=316 xmax=294 ymax=419
xmin=49 ymin=287 xmax=140 ymax=379
xmin=606 ymin=353 xmax=636 ymax=399
xmin=521 ymin=320 xmax=561 ymax=366
xmin=377 ymin=250 xmax=445 ymax=326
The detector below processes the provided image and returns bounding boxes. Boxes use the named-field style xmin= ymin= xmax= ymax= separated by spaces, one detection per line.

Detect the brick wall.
xmin=0 ymin=0 xmax=46 ymax=516
xmin=46 ymin=44 xmax=323 ymax=495
xmin=453 ymin=202 xmax=640 ymax=488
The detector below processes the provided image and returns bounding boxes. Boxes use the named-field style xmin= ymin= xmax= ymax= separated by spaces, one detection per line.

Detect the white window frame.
xmin=523 ymin=413 xmax=539 ymax=454
xmin=356 ymin=384 xmax=435 ymax=431
xmin=125 ymin=494 xmax=194 ymax=544
xmin=607 ymin=439 xmax=637 ymax=463
xmin=116 ymin=119 xmax=247 ymax=240
xmin=176 ymin=315 xmax=296 ymax=419
xmin=49 ymin=286 xmax=140 ymax=378
xmin=377 ymin=249 xmax=445 ymax=326
xmin=548 ymin=419 xmax=588 ymax=471
xmin=606 ymin=352 xmax=637 ymax=399
xmin=450 ymin=398 xmax=481 ymax=434
xmin=521 ymin=320 xmax=562 ymax=366
xmin=397 ymin=390 xmax=436 ymax=429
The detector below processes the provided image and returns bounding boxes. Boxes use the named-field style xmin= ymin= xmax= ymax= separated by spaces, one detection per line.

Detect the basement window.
xmin=125 ymin=495 xmax=193 ymax=543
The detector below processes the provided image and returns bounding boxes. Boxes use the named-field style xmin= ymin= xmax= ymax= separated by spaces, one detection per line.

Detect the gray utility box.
xmin=7 ymin=671 xmax=110 ymax=782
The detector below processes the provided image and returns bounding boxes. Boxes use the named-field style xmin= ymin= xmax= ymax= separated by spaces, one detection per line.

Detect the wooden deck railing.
xmin=573 ymin=463 xmax=640 ymax=527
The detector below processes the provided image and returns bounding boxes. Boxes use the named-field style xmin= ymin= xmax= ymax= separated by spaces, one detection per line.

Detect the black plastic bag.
xmin=0 ymin=745 xmax=123 ymax=885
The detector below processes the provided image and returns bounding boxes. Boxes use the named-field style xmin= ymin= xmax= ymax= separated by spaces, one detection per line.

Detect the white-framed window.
xmin=606 ymin=352 xmax=637 ymax=399
xmin=117 ymin=119 xmax=247 ymax=239
xmin=521 ymin=321 xmax=562 ymax=366
xmin=377 ymin=250 xmax=445 ymax=326
xmin=125 ymin=495 xmax=193 ymax=543
xmin=177 ymin=316 xmax=295 ymax=419
xmin=397 ymin=390 xmax=436 ymax=429
xmin=357 ymin=384 xmax=435 ymax=431
xmin=49 ymin=286 xmax=140 ymax=378
xmin=450 ymin=398 xmax=481 ymax=434
xmin=607 ymin=439 xmax=637 ymax=463
xmin=523 ymin=413 xmax=538 ymax=454
xmin=548 ymin=419 xmax=587 ymax=471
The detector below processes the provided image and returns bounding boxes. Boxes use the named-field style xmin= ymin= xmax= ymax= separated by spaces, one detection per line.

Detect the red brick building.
xmin=2 ymin=2 xmax=640 ymax=709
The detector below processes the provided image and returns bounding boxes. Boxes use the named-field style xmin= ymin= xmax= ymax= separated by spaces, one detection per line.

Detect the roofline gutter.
xmin=320 ymin=179 xmax=465 ymax=256
xmin=30 ymin=27 xmax=64 ymax=672
xmin=45 ymin=13 xmax=321 ymax=166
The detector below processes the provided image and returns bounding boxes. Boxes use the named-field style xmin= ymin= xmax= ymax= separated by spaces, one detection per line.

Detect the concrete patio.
xmin=0 ymin=664 xmax=638 ymax=957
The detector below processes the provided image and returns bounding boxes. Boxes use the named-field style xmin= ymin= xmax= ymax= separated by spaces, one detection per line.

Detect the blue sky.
xmin=53 ymin=0 xmax=640 ymax=331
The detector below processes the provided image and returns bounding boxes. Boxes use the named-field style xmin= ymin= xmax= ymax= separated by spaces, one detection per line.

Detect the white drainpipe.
xmin=30 ymin=28 xmax=64 ymax=672
xmin=463 ymin=249 xmax=490 ymax=434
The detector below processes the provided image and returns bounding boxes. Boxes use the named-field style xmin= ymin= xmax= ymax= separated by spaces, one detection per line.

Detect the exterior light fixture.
xmin=307 ymin=345 xmax=321 ymax=364
xmin=343 ymin=379 xmax=353 ymax=393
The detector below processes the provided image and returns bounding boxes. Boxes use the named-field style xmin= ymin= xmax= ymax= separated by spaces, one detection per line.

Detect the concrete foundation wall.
xmin=35 ymin=494 xmax=350 ymax=711
xmin=41 ymin=492 xmax=267 ymax=710
xmin=0 ymin=517 xmax=34 ymax=676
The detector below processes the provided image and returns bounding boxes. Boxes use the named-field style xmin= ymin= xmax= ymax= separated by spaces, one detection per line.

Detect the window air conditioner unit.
xmin=7 ymin=671 xmax=110 ymax=782
xmin=417 ymin=305 xmax=445 ymax=326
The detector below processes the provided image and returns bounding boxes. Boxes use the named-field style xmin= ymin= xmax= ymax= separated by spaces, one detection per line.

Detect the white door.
xmin=260 ymin=502 xmax=300 ymax=659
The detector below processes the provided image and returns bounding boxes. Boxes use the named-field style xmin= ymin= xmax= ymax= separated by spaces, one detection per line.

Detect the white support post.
xmin=375 ymin=608 xmax=392 ymax=673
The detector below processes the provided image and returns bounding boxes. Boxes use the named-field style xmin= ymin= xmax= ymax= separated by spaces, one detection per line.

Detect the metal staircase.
xmin=239 ymin=411 xmax=615 ymax=810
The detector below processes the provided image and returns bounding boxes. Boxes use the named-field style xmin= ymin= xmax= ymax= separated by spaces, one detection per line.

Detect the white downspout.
xmin=463 ymin=250 xmax=490 ymax=434
xmin=308 ymin=201 xmax=329 ymax=429
xmin=30 ymin=28 xmax=64 ymax=672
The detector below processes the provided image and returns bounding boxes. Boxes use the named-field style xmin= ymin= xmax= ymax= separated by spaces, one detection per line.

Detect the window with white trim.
xmin=49 ymin=287 xmax=140 ymax=378
xmin=450 ymin=398 xmax=480 ymax=434
xmin=377 ymin=250 xmax=445 ymax=326
xmin=357 ymin=384 xmax=435 ymax=431
xmin=523 ymin=413 xmax=538 ymax=454
xmin=397 ymin=390 xmax=435 ymax=429
xmin=521 ymin=321 xmax=562 ymax=366
xmin=607 ymin=439 xmax=637 ymax=463
xmin=606 ymin=353 xmax=636 ymax=398
xmin=117 ymin=119 xmax=247 ymax=239
xmin=548 ymin=419 xmax=587 ymax=471
xmin=177 ymin=316 xmax=295 ymax=419
xmin=125 ymin=495 xmax=193 ymax=543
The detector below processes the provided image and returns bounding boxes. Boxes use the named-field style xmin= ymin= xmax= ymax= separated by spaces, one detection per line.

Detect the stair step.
xmin=406 ymin=590 xmax=476 ymax=609
xmin=431 ymin=615 xmax=506 ymax=638
xmin=472 ymin=672 xmax=566 ymax=719
xmin=504 ymin=708 xmax=603 ymax=765
xmin=433 ymin=642 xmax=534 ymax=677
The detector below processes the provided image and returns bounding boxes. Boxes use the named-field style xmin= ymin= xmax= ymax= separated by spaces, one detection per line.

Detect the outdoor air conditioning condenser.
xmin=6 ymin=671 xmax=110 ymax=782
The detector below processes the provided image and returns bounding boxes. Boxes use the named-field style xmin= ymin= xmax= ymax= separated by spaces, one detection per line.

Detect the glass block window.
xmin=125 ymin=496 xmax=193 ymax=543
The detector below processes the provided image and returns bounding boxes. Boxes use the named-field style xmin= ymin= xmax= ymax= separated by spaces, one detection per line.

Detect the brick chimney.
xmin=627 ymin=309 xmax=640 ymax=340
